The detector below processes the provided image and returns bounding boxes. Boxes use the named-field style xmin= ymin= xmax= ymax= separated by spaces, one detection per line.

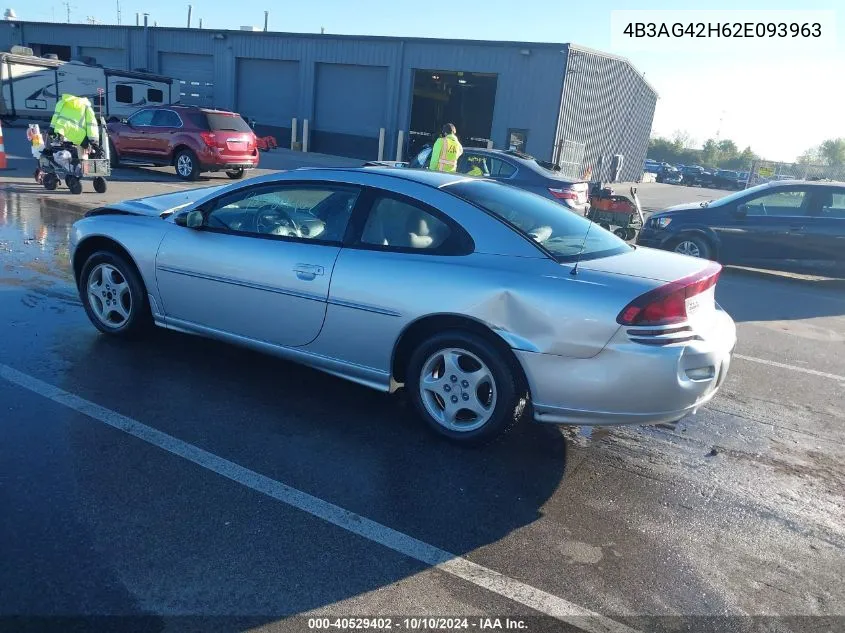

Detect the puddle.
xmin=0 ymin=190 xmax=77 ymax=290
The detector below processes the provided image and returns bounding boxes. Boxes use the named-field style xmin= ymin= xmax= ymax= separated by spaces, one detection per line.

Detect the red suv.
xmin=107 ymin=105 xmax=259 ymax=180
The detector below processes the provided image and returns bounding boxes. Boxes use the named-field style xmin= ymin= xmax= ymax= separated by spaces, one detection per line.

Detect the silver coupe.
xmin=69 ymin=168 xmax=737 ymax=444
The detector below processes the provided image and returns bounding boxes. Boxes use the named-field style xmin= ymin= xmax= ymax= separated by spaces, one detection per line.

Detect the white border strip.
xmin=0 ymin=363 xmax=639 ymax=633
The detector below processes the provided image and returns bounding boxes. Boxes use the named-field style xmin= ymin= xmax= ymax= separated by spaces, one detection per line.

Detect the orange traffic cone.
xmin=0 ymin=121 xmax=7 ymax=169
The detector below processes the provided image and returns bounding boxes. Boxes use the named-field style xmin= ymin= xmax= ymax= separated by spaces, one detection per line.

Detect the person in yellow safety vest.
xmin=428 ymin=123 xmax=463 ymax=172
xmin=466 ymin=155 xmax=489 ymax=177
xmin=50 ymin=94 xmax=100 ymax=148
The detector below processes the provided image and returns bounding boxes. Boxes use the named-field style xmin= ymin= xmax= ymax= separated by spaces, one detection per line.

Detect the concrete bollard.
xmin=396 ymin=130 xmax=404 ymax=163
xmin=486 ymin=139 xmax=493 ymax=150
xmin=377 ymin=128 xmax=385 ymax=161
xmin=291 ymin=118 xmax=298 ymax=151
xmin=302 ymin=119 xmax=309 ymax=153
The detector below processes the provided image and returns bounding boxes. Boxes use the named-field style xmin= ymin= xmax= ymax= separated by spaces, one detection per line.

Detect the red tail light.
xmin=199 ymin=131 xmax=217 ymax=147
xmin=549 ymin=187 xmax=577 ymax=200
xmin=617 ymin=262 xmax=722 ymax=326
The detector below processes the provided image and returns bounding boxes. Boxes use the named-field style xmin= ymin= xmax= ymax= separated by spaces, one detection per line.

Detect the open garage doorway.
xmin=408 ymin=70 xmax=497 ymax=160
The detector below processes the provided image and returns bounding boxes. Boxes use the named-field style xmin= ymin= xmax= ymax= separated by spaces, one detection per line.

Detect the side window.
xmin=151 ymin=110 xmax=181 ymax=127
xmin=458 ymin=154 xmax=490 ymax=177
xmin=488 ymin=158 xmax=516 ymax=178
xmin=115 ymin=84 xmax=133 ymax=104
xmin=147 ymin=88 xmax=164 ymax=103
xmin=360 ymin=196 xmax=451 ymax=250
xmin=205 ymin=185 xmax=359 ymax=242
xmin=818 ymin=190 xmax=845 ymax=219
xmin=128 ymin=109 xmax=154 ymax=127
xmin=744 ymin=189 xmax=807 ymax=216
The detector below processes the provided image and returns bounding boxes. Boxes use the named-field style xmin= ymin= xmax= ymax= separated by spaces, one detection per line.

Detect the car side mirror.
xmin=734 ymin=204 xmax=748 ymax=217
xmin=185 ymin=210 xmax=205 ymax=229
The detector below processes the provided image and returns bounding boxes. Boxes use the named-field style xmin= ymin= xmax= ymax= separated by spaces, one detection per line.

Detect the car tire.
xmin=79 ymin=250 xmax=151 ymax=338
xmin=613 ymin=228 xmax=628 ymax=240
xmin=175 ymin=149 xmax=200 ymax=181
xmin=672 ymin=234 xmax=711 ymax=259
xmin=407 ymin=330 xmax=527 ymax=445
xmin=226 ymin=168 xmax=245 ymax=179
xmin=108 ymin=140 xmax=120 ymax=168
xmin=43 ymin=173 xmax=58 ymax=190
xmin=93 ymin=176 xmax=107 ymax=194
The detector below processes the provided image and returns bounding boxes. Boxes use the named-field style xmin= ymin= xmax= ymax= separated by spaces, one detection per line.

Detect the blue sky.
xmin=24 ymin=0 xmax=845 ymax=161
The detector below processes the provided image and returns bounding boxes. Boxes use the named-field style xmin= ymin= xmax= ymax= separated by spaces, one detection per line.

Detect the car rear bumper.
xmin=517 ymin=309 xmax=737 ymax=426
xmin=201 ymin=161 xmax=259 ymax=171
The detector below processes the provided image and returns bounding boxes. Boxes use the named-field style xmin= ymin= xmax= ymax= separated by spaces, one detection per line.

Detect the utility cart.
xmin=33 ymin=117 xmax=111 ymax=195
xmin=586 ymin=185 xmax=645 ymax=242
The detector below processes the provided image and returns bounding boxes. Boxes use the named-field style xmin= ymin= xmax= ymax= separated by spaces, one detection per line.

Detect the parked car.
xmin=657 ymin=166 xmax=682 ymax=184
xmin=401 ymin=146 xmax=590 ymax=214
xmin=637 ymin=180 xmax=845 ymax=268
xmin=69 ymin=168 xmax=736 ymax=444
xmin=107 ymin=105 xmax=259 ymax=181
xmin=711 ymin=170 xmax=745 ymax=190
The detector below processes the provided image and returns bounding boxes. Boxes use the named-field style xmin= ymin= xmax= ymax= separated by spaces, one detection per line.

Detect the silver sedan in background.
xmin=69 ymin=168 xmax=736 ymax=445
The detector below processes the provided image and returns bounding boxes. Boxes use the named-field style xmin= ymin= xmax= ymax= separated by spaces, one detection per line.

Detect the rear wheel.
xmin=613 ymin=228 xmax=628 ymax=240
xmin=175 ymin=149 xmax=200 ymax=181
xmin=93 ymin=176 xmax=107 ymax=193
xmin=673 ymin=234 xmax=711 ymax=259
xmin=226 ymin=168 xmax=245 ymax=179
xmin=407 ymin=330 xmax=526 ymax=445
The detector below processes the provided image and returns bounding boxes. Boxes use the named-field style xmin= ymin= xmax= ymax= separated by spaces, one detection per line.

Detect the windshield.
xmin=446 ymin=180 xmax=631 ymax=262
xmin=708 ymin=182 xmax=770 ymax=206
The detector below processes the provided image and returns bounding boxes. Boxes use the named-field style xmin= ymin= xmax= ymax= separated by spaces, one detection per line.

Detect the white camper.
xmin=0 ymin=48 xmax=175 ymax=121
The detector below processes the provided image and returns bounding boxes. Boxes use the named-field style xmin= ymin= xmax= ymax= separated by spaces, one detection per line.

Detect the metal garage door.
xmin=159 ymin=52 xmax=214 ymax=108
xmin=314 ymin=63 xmax=387 ymax=136
xmin=236 ymin=59 xmax=299 ymax=126
xmin=80 ymin=46 xmax=126 ymax=70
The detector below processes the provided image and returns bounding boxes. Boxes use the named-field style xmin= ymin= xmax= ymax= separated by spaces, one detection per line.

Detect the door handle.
xmin=788 ymin=224 xmax=804 ymax=232
xmin=293 ymin=263 xmax=324 ymax=280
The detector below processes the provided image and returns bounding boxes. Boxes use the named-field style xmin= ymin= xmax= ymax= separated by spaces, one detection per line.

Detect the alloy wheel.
xmin=419 ymin=347 xmax=498 ymax=432
xmin=87 ymin=263 xmax=132 ymax=328
xmin=674 ymin=240 xmax=702 ymax=258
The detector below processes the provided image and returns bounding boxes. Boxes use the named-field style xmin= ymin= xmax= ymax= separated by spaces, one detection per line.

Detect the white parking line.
xmin=0 ymin=362 xmax=638 ymax=633
xmin=734 ymin=354 xmax=845 ymax=382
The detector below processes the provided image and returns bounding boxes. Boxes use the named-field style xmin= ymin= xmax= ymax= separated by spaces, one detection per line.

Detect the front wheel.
xmin=672 ymin=235 xmax=711 ymax=259
xmin=226 ymin=168 xmax=245 ymax=179
xmin=175 ymin=149 xmax=200 ymax=181
xmin=93 ymin=176 xmax=107 ymax=193
xmin=79 ymin=251 xmax=151 ymax=337
xmin=407 ymin=331 xmax=526 ymax=445
xmin=66 ymin=176 xmax=83 ymax=195
xmin=43 ymin=173 xmax=58 ymax=190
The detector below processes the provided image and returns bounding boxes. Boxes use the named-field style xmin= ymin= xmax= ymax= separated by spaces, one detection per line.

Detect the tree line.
xmin=648 ymin=132 xmax=845 ymax=170
xmin=647 ymin=131 xmax=758 ymax=170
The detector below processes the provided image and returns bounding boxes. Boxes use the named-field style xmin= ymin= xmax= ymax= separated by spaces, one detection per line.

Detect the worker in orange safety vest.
xmin=428 ymin=123 xmax=463 ymax=172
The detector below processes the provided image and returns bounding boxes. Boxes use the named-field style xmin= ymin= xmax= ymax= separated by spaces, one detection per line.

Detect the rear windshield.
xmin=446 ymin=180 xmax=631 ymax=262
xmin=187 ymin=112 xmax=252 ymax=132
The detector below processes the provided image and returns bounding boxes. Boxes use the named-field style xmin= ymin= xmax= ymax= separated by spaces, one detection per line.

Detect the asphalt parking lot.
xmin=1 ymin=138 xmax=843 ymax=633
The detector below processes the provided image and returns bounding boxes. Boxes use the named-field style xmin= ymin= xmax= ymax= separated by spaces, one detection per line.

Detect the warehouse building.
xmin=0 ymin=21 xmax=657 ymax=181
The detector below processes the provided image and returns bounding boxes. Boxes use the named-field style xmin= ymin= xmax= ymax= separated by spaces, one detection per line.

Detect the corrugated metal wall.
xmin=555 ymin=46 xmax=657 ymax=183
xmin=0 ymin=23 xmax=654 ymax=166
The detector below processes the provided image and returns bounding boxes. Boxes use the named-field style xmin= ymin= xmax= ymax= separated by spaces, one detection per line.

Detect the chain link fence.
xmin=748 ymin=160 xmax=845 ymax=187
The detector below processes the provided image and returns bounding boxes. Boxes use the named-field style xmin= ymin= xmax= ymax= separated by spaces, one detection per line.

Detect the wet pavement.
xmin=0 ymin=192 xmax=843 ymax=632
